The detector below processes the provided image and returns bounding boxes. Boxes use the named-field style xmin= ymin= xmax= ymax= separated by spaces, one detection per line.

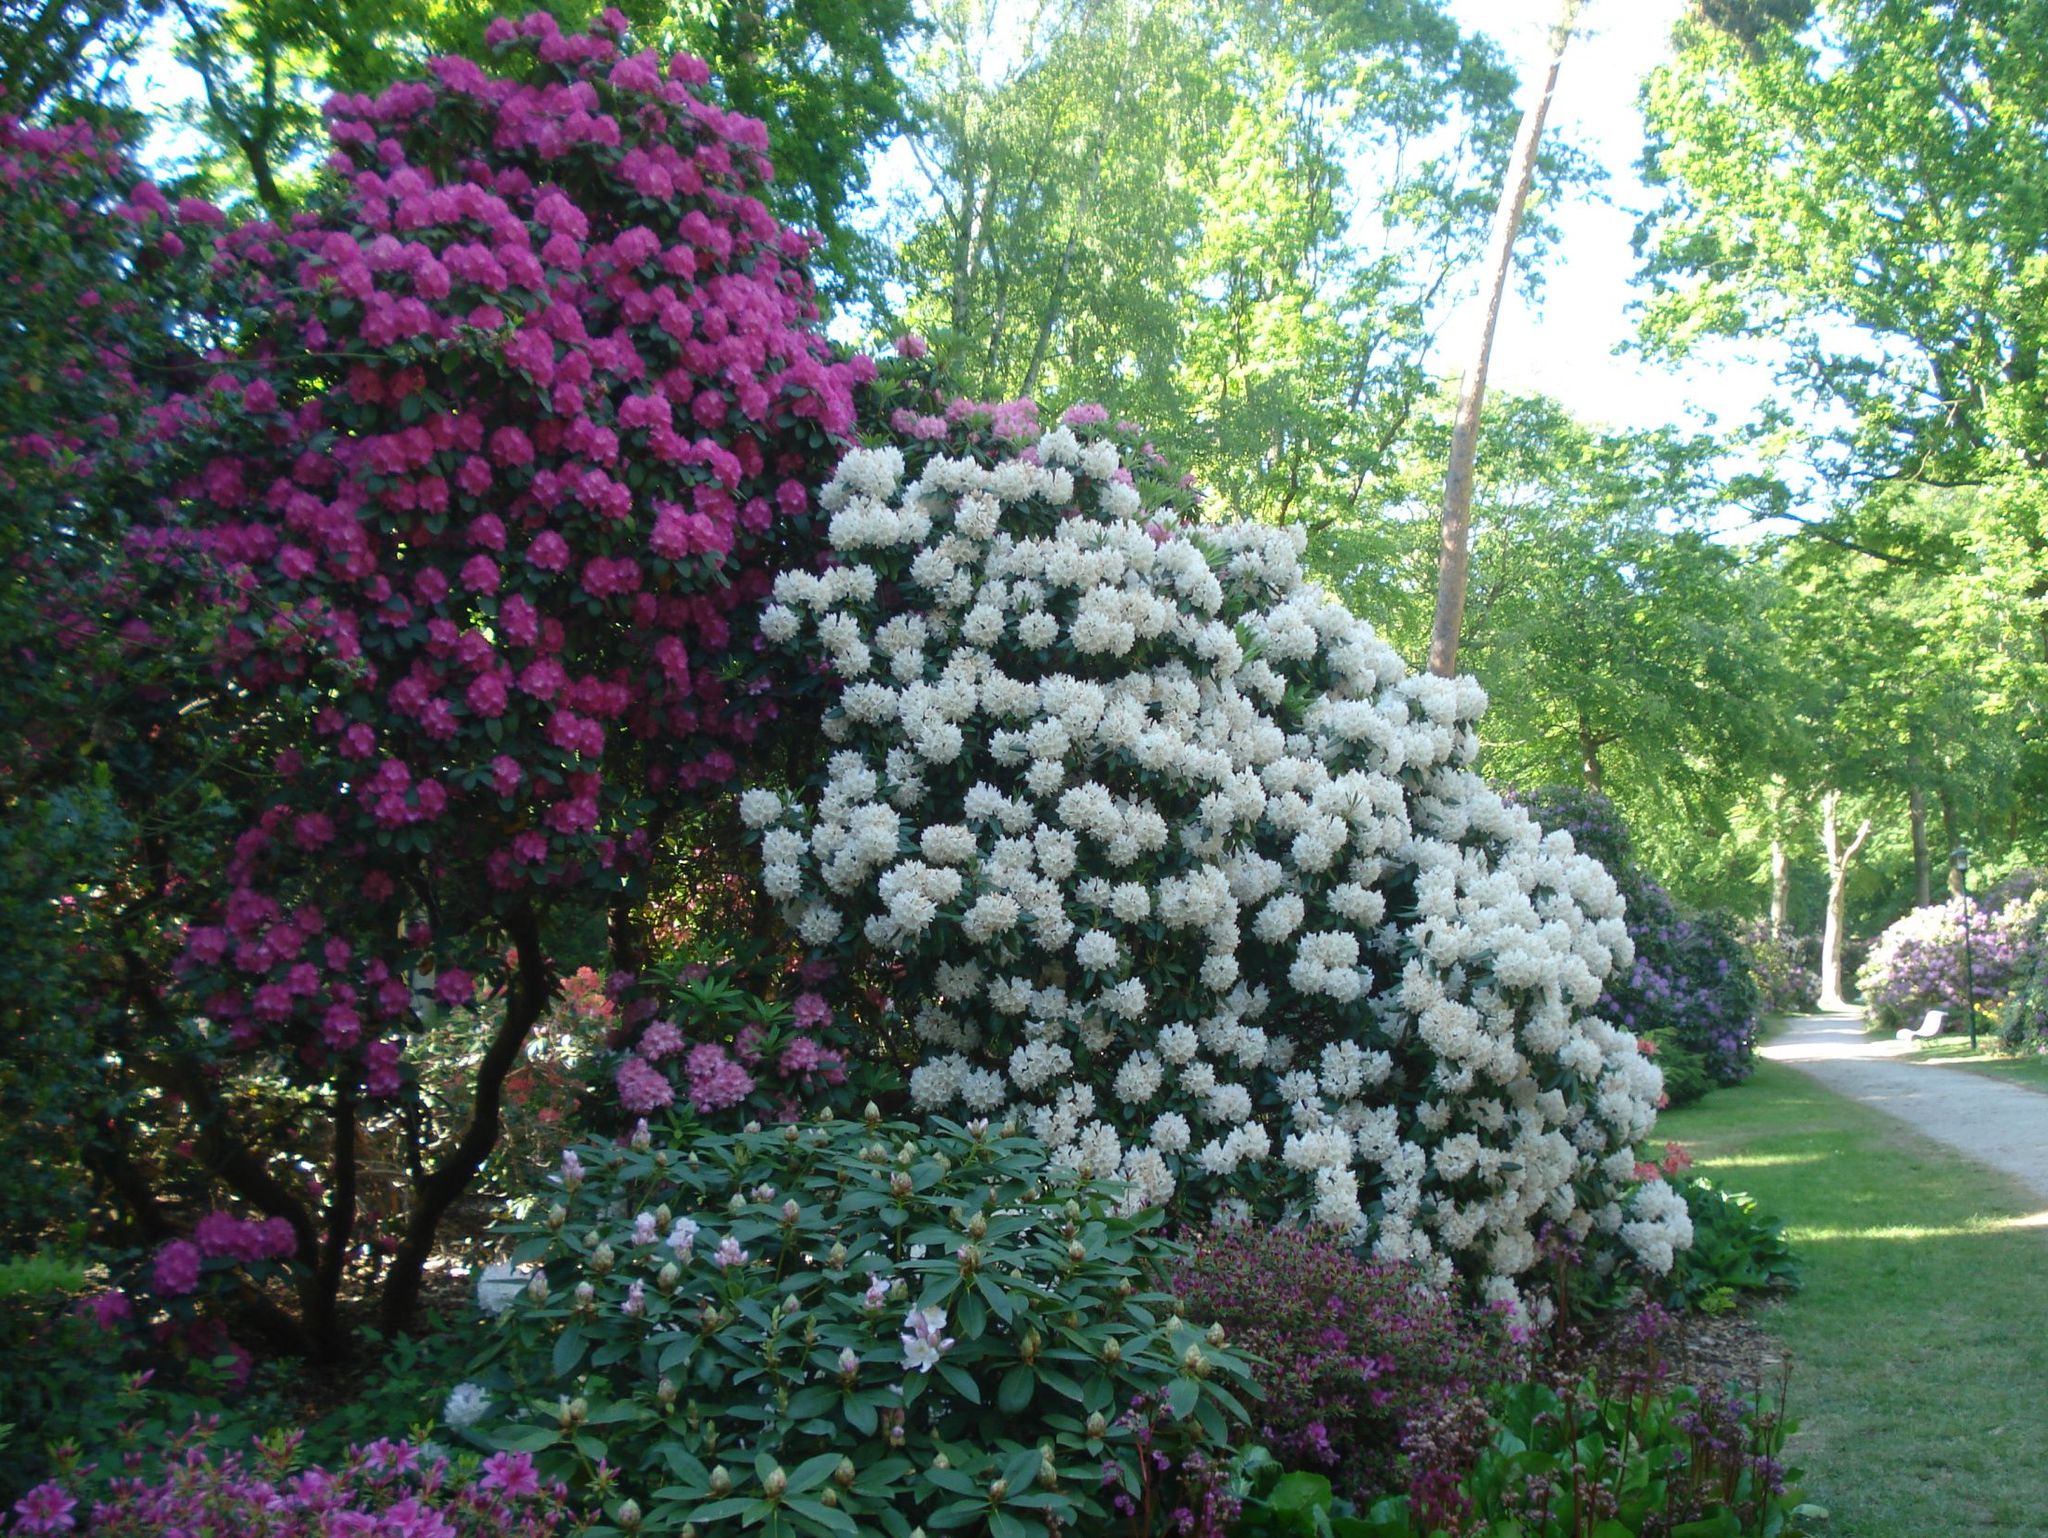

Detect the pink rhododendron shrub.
xmin=4 ymin=10 xmax=866 ymax=1354
xmin=4 ymin=1436 xmax=573 ymax=1538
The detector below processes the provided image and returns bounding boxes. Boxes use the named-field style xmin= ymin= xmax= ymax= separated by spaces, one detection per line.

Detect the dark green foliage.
xmin=463 ymin=1112 xmax=1255 ymax=1536
xmin=1659 ymin=1176 xmax=1801 ymax=1316
xmin=1643 ymin=1032 xmax=1715 ymax=1110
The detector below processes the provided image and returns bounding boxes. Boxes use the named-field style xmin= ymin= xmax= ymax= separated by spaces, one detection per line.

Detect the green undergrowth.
xmin=1656 ymin=1061 xmax=2048 ymax=1538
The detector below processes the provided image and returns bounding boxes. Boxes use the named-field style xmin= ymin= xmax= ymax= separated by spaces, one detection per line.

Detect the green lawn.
xmin=1657 ymin=1063 xmax=2048 ymax=1538
xmin=1896 ymin=1033 xmax=2048 ymax=1092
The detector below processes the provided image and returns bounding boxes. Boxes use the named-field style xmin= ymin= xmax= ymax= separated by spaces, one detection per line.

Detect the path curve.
xmin=1760 ymin=1013 xmax=2048 ymax=1207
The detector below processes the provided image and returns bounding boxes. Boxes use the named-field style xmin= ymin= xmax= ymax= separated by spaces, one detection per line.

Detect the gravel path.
xmin=1761 ymin=1013 xmax=2048 ymax=1205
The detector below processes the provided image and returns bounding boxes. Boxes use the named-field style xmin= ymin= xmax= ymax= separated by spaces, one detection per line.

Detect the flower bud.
xmin=1066 ymin=1240 xmax=1086 ymax=1264
xmin=744 ymin=1119 xmax=762 ymax=1134
xmin=890 ymin=1171 xmax=914 ymax=1199
xmin=591 ymin=1243 xmax=616 ymax=1275
xmin=709 ymin=1466 xmax=732 ymax=1497
xmin=820 ymin=1488 xmax=840 ymax=1508
xmin=525 ymin=1270 xmax=549 ymax=1304
xmin=1038 ymin=1449 xmax=1058 ymax=1489
xmin=573 ymin=1281 xmax=596 ymax=1311
xmin=864 ymin=1101 xmax=882 ymax=1129
xmin=654 ymin=1149 xmax=671 ymax=1169
xmin=546 ymin=1205 xmax=568 ymax=1231
xmin=966 ymin=1213 xmax=988 ymax=1240
xmin=1183 ymin=1344 xmax=1211 ymax=1378
xmin=1086 ymin=1411 xmax=1108 ymax=1438
xmin=617 ymin=1499 xmax=643 ymax=1530
xmin=988 ymin=1478 xmax=1009 ymax=1503
xmin=827 ymin=1242 xmax=848 ymax=1270
xmin=657 ymin=1262 xmax=680 ymax=1293
xmin=1100 ymin=1337 xmax=1121 ymax=1364
xmin=931 ymin=1452 xmax=950 ymax=1472
xmin=763 ymin=1467 xmax=787 ymax=1499
xmin=629 ymin=1121 xmax=651 ymax=1152
xmin=584 ymin=1230 xmax=603 ymax=1249
xmin=783 ymin=1123 xmax=801 ymax=1144
xmin=728 ymin=1193 xmax=746 ymax=1215
xmin=781 ymin=1198 xmax=801 ymax=1225
xmin=657 ymin=1376 xmax=678 ymax=1409
xmin=1207 ymin=1323 xmax=1227 ymax=1348
xmin=655 ymin=1204 xmax=672 ymax=1229
xmin=835 ymin=1458 xmax=857 ymax=1488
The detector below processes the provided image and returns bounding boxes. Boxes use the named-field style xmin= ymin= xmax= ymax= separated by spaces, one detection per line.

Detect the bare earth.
xmin=1762 ymin=1013 xmax=2048 ymax=1206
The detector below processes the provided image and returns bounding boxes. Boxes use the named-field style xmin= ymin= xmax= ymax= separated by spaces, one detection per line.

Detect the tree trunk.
xmin=1428 ymin=0 xmax=1582 ymax=677
xmin=377 ymin=906 xmax=553 ymax=1334
xmin=1819 ymin=789 xmax=1873 ymax=1010
xmin=1770 ymin=837 xmax=1789 ymax=939
xmin=1909 ymin=783 xmax=1931 ymax=906
xmin=1576 ymin=709 xmax=1604 ymax=793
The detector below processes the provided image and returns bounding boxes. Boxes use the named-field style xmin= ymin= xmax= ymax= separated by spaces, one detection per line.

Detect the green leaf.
xmin=1164 ymin=1376 xmax=1200 ymax=1421
xmin=551 ymin=1325 xmax=585 ymax=1377
xmin=997 ymin=1364 xmax=1035 ymax=1414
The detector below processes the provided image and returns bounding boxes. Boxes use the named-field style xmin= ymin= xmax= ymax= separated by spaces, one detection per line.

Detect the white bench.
xmin=1896 ymin=1008 xmax=1946 ymax=1042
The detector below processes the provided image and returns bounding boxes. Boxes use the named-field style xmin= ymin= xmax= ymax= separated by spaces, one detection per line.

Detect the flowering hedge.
xmin=1509 ymin=789 xmax=1761 ymax=1084
xmin=4 ymin=1437 xmax=573 ymax=1538
xmin=1856 ymin=892 xmax=2045 ymax=1032
xmin=738 ymin=399 xmax=1684 ymax=1313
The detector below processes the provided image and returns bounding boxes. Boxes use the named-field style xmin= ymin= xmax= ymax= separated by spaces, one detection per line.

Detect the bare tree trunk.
xmin=1909 ymin=783 xmax=1931 ymax=906
xmin=1770 ymin=837 xmax=1789 ymax=939
xmin=1428 ymin=0 xmax=1583 ymax=677
xmin=1819 ymin=789 xmax=1873 ymax=1010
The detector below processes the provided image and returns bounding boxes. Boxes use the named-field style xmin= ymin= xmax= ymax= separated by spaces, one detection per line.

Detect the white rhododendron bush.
xmin=739 ymin=401 xmax=1688 ymax=1309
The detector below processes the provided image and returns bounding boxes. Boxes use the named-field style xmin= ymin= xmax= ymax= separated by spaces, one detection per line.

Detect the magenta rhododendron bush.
xmin=2 ymin=9 xmax=867 ymax=1346
xmin=171 ymin=7 xmax=863 ymax=1078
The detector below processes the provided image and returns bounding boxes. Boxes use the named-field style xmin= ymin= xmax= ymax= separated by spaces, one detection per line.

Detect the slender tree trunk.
xmin=1909 ymin=783 xmax=1931 ymax=906
xmin=1428 ymin=0 xmax=1583 ymax=676
xmin=378 ymin=906 xmax=553 ymax=1333
xmin=1819 ymin=789 xmax=1873 ymax=1010
xmin=1770 ymin=837 xmax=1789 ymax=939
xmin=1576 ymin=710 xmax=1604 ymax=793
xmin=949 ymin=162 xmax=979 ymax=340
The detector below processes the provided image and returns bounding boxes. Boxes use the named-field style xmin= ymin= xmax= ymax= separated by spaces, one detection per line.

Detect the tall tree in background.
xmin=1428 ymin=0 xmax=1581 ymax=675
xmin=888 ymin=0 xmax=1549 ymax=528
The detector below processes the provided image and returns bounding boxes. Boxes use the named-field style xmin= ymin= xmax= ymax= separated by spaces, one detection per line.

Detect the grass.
xmin=1895 ymin=1031 xmax=2048 ymax=1092
xmin=1657 ymin=1063 xmax=2048 ymax=1538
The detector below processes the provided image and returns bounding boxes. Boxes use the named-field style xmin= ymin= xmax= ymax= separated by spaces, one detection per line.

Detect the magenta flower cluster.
xmin=137 ymin=9 xmax=866 ymax=1108
xmin=612 ymin=987 xmax=847 ymax=1119
xmin=4 ymin=1437 xmax=571 ymax=1537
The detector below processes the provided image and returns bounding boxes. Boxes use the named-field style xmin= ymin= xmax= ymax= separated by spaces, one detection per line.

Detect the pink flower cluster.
xmin=147 ymin=1211 xmax=296 ymax=1298
xmin=143 ymin=10 xmax=869 ymax=1099
xmin=5 ymin=1436 xmax=570 ymax=1537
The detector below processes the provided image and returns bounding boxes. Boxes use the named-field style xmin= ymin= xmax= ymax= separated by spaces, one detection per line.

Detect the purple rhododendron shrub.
xmin=4 ymin=1437 xmax=573 ymax=1537
xmin=1855 ymin=892 xmax=2045 ymax=1031
xmin=5 ymin=9 xmax=867 ymax=1355
xmin=1510 ymin=788 xmax=1762 ymax=1084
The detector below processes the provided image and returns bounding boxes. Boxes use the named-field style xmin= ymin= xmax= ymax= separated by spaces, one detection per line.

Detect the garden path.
xmin=1761 ymin=1013 xmax=2048 ymax=1206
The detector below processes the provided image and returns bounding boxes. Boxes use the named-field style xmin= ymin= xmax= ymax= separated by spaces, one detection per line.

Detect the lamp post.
xmin=1954 ymin=845 xmax=1977 ymax=1050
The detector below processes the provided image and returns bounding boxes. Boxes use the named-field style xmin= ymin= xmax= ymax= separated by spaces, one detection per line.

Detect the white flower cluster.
xmin=744 ymin=428 xmax=1683 ymax=1310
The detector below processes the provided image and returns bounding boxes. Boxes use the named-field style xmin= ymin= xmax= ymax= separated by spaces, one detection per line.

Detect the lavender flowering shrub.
xmin=1738 ymin=920 xmax=1820 ymax=1016
xmin=1510 ymin=789 xmax=1762 ymax=1085
xmin=1173 ymin=1225 xmax=1518 ymax=1511
xmin=1856 ymin=893 xmax=2045 ymax=1032
xmin=4 ymin=1434 xmax=575 ymax=1538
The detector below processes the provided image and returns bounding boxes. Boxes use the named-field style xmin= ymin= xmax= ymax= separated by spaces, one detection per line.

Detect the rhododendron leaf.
xmin=938 ymin=1362 xmax=980 ymax=1404
xmin=996 ymin=1364 xmax=1034 ymax=1413
xmin=1163 ymin=1376 xmax=1200 ymax=1421
xmin=551 ymin=1325 xmax=585 ymax=1377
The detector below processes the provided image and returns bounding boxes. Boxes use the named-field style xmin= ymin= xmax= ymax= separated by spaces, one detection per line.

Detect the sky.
xmin=1434 ymin=0 xmax=1786 ymax=440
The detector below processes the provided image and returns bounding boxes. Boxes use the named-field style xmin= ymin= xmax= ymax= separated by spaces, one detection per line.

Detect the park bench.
xmin=1896 ymin=1008 xmax=1946 ymax=1042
